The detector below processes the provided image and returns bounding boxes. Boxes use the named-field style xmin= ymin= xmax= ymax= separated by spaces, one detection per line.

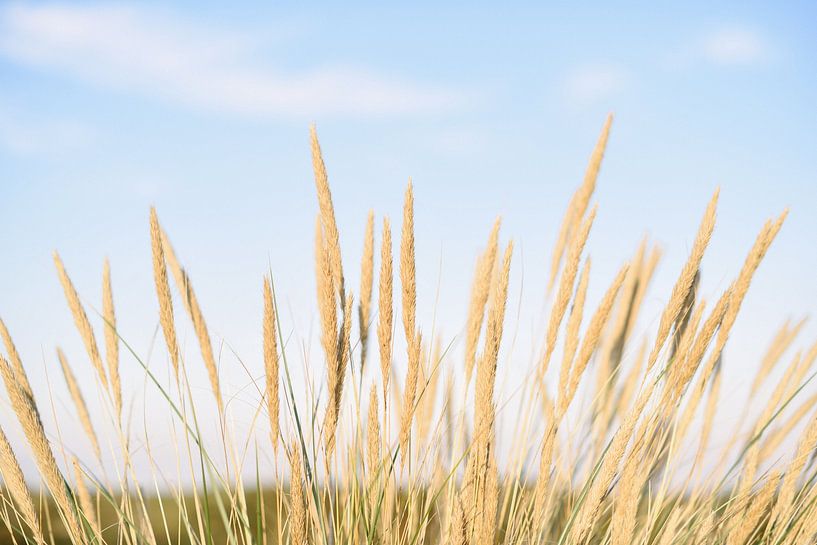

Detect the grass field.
xmin=1 ymin=117 xmax=816 ymax=544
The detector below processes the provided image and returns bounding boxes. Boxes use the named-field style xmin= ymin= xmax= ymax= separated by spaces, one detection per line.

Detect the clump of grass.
xmin=1 ymin=118 xmax=815 ymax=545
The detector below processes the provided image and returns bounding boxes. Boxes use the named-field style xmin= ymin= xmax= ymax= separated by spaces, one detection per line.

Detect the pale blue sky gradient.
xmin=1 ymin=2 xmax=816 ymax=475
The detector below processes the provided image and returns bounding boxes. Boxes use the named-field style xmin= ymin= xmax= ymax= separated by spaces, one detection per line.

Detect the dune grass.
xmin=1 ymin=117 xmax=816 ymax=545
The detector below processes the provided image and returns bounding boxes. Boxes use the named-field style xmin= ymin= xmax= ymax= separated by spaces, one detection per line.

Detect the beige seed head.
xmin=102 ymin=258 xmax=122 ymax=419
xmin=463 ymin=242 xmax=513 ymax=541
xmin=753 ymin=317 xmax=807 ymax=394
xmin=693 ymin=365 xmax=722 ymax=469
xmin=600 ymin=239 xmax=646 ymax=372
xmin=793 ymin=496 xmax=817 ymax=545
xmin=618 ymin=340 xmax=647 ymax=416
xmin=707 ymin=210 xmax=788 ymax=379
xmin=647 ymin=189 xmax=718 ymax=371
xmin=400 ymin=180 xmax=417 ymax=346
xmin=359 ymin=210 xmax=375 ymax=369
xmin=263 ymin=277 xmax=280 ymax=454
xmin=562 ymin=263 xmax=629 ymax=417
xmin=288 ymin=443 xmax=308 ymax=545
xmin=557 ymin=257 xmax=591 ymax=409
xmin=464 ymin=218 xmax=501 ymax=382
xmin=789 ymin=340 xmax=817 ymax=401
xmin=543 ymin=206 xmax=597 ymax=376
xmin=449 ymin=496 xmax=469 ymax=545
xmin=682 ymin=210 xmax=789 ymax=452
xmin=190 ymin=289 xmax=223 ymax=413
xmin=315 ymin=213 xmax=346 ymax=453
xmin=0 ymin=357 xmax=83 ymax=542
xmin=684 ymin=285 xmax=732 ymax=392
xmin=669 ymin=268 xmax=700 ymax=361
xmin=53 ymin=251 xmax=109 ymax=390
xmin=159 ymin=228 xmax=188 ymax=308
xmin=627 ymin=244 xmax=662 ymax=339
xmin=400 ymin=331 xmax=423 ymax=458
xmin=729 ymin=472 xmax=780 ymax=545
xmin=761 ymin=391 xmax=817 ymax=461
xmin=57 ymin=348 xmax=100 ymax=461
xmin=315 ymin=216 xmax=338 ymax=373
xmin=620 ymin=244 xmax=662 ymax=359
xmin=149 ymin=208 xmax=180 ymax=378
xmin=325 ymin=291 xmax=353 ymax=458
xmin=772 ymin=408 xmax=817 ymax=530
xmin=377 ymin=217 xmax=394 ymax=403
xmin=310 ymin=124 xmax=345 ymax=301
xmin=571 ymin=378 xmax=656 ymax=544
xmin=0 ymin=318 xmax=34 ymax=400
xmin=665 ymin=301 xmax=707 ymax=403
xmin=532 ymin=421 xmax=557 ymax=522
xmin=548 ymin=114 xmax=612 ymax=291
xmin=692 ymin=509 xmax=717 ymax=545
xmin=0 ymin=425 xmax=44 ymax=545
xmin=610 ymin=502 xmax=639 ymax=545
xmin=593 ymin=241 xmax=646 ymax=421
xmin=342 ymin=292 xmax=354 ymax=371
xmin=610 ymin=442 xmax=642 ymax=545
xmin=573 ymin=113 xmax=612 ymax=225
xmin=656 ymin=510 xmax=683 ymax=545
xmin=474 ymin=242 xmax=513 ymax=447
xmin=675 ymin=290 xmax=731 ymax=444
xmin=367 ymin=383 xmax=381 ymax=474
xmin=366 ymin=383 xmax=382 ymax=543
xmin=737 ymin=349 xmax=804 ymax=498
xmin=479 ymin=453 xmax=499 ymax=545
xmin=161 ymin=229 xmax=223 ymax=414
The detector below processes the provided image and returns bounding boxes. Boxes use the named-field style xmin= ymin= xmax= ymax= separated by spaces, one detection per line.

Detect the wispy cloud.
xmin=561 ymin=64 xmax=629 ymax=106
xmin=699 ymin=25 xmax=769 ymax=65
xmin=0 ymin=4 xmax=462 ymax=118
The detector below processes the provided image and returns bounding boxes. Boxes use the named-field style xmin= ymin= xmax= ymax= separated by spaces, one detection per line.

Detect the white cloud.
xmin=700 ymin=26 xmax=769 ymax=66
xmin=0 ymin=4 xmax=461 ymax=118
xmin=561 ymin=64 xmax=629 ymax=106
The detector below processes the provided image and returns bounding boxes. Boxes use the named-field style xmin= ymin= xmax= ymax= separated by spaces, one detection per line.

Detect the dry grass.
xmin=263 ymin=277 xmax=281 ymax=454
xmin=149 ymin=207 xmax=180 ymax=379
xmin=56 ymin=348 xmax=100 ymax=461
xmin=378 ymin=216 xmax=394 ymax=405
xmin=102 ymin=258 xmax=122 ymax=419
xmin=0 ymin=119 xmax=814 ymax=545
xmin=0 ymin=426 xmax=44 ymax=544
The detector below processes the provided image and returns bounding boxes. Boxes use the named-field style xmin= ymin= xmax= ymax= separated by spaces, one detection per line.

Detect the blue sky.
xmin=1 ymin=2 xmax=816 ymax=472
